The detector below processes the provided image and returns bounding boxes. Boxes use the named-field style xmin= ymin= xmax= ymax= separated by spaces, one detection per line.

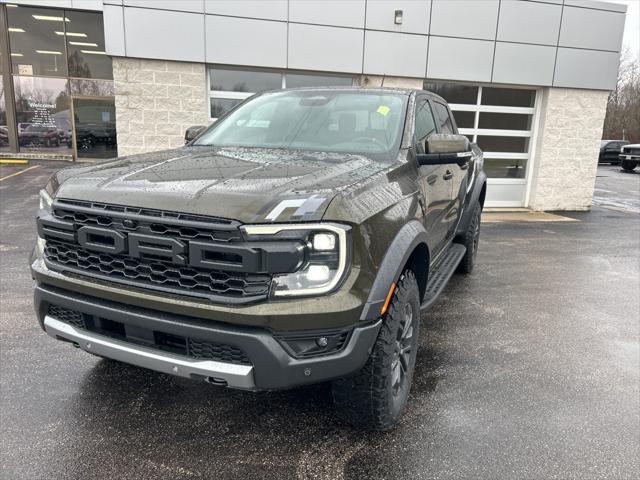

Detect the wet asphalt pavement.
xmin=1 ymin=162 xmax=639 ymax=479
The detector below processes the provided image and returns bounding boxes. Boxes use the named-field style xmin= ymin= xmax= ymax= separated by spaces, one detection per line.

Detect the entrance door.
xmin=72 ymin=97 xmax=117 ymax=159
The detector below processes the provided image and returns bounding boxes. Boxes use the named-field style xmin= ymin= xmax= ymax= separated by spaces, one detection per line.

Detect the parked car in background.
xmin=0 ymin=126 xmax=8 ymax=146
xmin=17 ymin=122 xmax=33 ymax=134
xmin=75 ymin=122 xmax=117 ymax=151
xmin=619 ymin=144 xmax=640 ymax=171
xmin=18 ymin=125 xmax=60 ymax=147
xmin=599 ymin=140 xmax=628 ymax=164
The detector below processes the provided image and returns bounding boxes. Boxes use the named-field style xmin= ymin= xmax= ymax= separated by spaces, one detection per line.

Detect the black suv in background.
xmin=32 ymin=88 xmax=486 ymax=430
xmin=599 ymin=139 xmax=629 ymax=164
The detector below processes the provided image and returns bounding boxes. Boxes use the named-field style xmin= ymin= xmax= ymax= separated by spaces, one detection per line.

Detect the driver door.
xmin=431 ymin=100 xmax=469 ymax=240
xmin=414 ymin=97 xmax=451 ymax=260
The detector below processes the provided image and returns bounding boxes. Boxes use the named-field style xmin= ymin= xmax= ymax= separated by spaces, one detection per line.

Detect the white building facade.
xmin=0 ymin=0 xmax=627 ymax=210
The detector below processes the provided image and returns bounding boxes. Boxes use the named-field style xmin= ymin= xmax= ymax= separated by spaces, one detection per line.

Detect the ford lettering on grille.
xmin=37 ymin=199 xmax=303 ymax=303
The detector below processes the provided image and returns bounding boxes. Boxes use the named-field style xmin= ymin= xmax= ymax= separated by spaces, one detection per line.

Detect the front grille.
xmin=624 ymin=147 xmax=640 ymax=155
xmin=47 ymin=304 xmax=252 ymax=365
xmin=41 ymin=199 xmax=273 ymax=303
xmin=44 ymin=240 xmax=271 ymax=299
xmin=53 ymin=199 xmax=241 ymax=243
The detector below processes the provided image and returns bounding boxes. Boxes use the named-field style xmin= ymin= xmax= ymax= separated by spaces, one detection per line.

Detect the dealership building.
xmin=0 ymin=0 xmax=627 ymax=209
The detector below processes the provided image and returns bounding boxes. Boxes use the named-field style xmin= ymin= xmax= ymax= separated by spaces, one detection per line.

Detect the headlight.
xmin=241 ymin=223 xmax=350 ymax=297
xmin=39 ymin=189 xmax=53 ymax=211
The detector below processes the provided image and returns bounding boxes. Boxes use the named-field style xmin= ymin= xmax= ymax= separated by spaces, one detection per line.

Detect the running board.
xmin=420 ymin=243 xmax=466 ymax=311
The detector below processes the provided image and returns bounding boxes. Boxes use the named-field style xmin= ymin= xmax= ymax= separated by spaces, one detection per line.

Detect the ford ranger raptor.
xmin=32 ymin=87 xmax=486 ymax=430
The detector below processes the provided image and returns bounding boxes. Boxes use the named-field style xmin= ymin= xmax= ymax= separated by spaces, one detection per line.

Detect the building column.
xmin=358 ymin=75 xmax=424 ymax=89
xmin=527 ymin=87 xmax=609 ymax=211
xmin=112 ymin=57 xmax=209 ymax=156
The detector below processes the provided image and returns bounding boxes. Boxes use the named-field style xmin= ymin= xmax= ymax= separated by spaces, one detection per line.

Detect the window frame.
xmin=431 ymin=100 xmax=456 ymax=135
xmin=207 ymin=65 xmax=356 ymax=121
xmin=413 ymin=96 xmax=437 ymax=154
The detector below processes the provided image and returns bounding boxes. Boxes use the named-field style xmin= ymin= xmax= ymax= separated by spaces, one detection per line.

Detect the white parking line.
xmin=0 ymin=165 xmax=41 ymax=182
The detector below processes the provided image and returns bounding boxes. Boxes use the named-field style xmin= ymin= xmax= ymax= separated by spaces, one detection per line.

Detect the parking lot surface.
xmin=1 ymin=162 xmax=639 ymax=479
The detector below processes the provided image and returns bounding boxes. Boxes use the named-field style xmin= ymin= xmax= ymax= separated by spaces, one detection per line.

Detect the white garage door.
xmin=424 ymin=82 xmax=540 ymax=208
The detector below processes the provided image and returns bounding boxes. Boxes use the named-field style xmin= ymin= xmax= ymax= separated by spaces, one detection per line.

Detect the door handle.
xmin=459 ymin=162 xmax=469 ymax=170
xmin=443 ymin=170 xmax=453 ymax=181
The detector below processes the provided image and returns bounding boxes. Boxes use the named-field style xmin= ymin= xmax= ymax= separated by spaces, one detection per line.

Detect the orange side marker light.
xmin=380 ymin=282 xmax=396 ymax=316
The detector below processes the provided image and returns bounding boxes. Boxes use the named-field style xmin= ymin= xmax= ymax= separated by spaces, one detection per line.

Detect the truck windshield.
xmin=193 ymin=90 xmax=407 ymax=158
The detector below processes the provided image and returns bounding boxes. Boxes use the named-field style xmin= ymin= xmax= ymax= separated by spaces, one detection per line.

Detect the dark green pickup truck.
xmin=32 ymin=87 xmax=486 ymax=430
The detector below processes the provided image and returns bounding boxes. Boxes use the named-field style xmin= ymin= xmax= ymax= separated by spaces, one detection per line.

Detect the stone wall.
xmin=112 ymin=58 xmax=209 ymax=156
xmin=528 ymin=88 xmax=609 ymax=211
xmin=358 ymin=75 xmax=423 ymax=89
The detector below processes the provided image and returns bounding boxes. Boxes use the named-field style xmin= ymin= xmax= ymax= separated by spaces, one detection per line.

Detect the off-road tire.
xmin=331 ymin=270 xmax=420 ymax=431
xmin=621 ymin=160 xmax=637 ymax=171
xmin=456 ymin=202 xmax=481 ymax=274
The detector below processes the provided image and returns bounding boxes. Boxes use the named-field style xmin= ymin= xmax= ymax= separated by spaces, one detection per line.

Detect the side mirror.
xmin=184 ymin=125 xmax=207 ymax=144
xmin=417 ymin=133 xmax=472 ymax=166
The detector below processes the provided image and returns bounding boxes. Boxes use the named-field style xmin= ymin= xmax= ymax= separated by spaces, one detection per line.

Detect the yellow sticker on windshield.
xmin=377 ymin=105 xmax=390 ymax=116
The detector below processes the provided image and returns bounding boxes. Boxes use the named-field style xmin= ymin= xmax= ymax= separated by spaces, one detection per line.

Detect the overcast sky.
xmin=602 ymin=0 xmax=640 ymax=61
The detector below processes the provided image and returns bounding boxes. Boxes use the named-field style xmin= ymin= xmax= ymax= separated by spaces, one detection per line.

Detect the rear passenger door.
xmin=414 ymin=97 xmax=450 ymax=259
xmin=430 ymin=100 xmax=469 ymax=240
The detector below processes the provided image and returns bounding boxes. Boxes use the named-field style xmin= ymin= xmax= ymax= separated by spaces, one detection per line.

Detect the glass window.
xmin=65 ymin=11 xmax=111 ymax=79
xmin=285 ymin=73 xmax=352 ymax=88
xmin=7 ymin=6 xmax=68 ymax=77
xmin=209 ymin=68 xmax=281 ymax=93
xmin=484 ymin=159 xmax=527 ymax=179
xmin=476 ymin=136 xmax=529 ymax=153
xmin=13 ymin=76 xmax=72 ymax=154
xmin=196 ymin=91 xmax=408 ymax=160
xmin=210 ymin=97 xmax=243 ymax=118
xmin=0 ymin=88 xmax=9 ymax=151
xmin=424 ymin=82 xmax=478 ymax=104
xmin=451 ymin=110 xmax=474 ymax=129
xmin=432 ymin=101 xmax=454 ymax=134
xmin=70 ymin=78 xmax=114 ymax=96
xmin=73 ymin=97 xmax=117 ymax=159
xmin=414 ymin=99 xmax=436 ymax=153
xmin=481 ymin=87 xmax=535 ymax=108
xmin=478 ymin=112 xmax=532 ymax=130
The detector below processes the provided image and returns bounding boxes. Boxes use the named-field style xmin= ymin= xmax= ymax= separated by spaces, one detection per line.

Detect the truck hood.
xmin=51 ymin=146 xmax=392 ymax=223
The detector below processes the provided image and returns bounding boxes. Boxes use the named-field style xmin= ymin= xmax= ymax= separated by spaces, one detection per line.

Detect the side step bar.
xmin=421 ymin=243 xmax=466 ymax=311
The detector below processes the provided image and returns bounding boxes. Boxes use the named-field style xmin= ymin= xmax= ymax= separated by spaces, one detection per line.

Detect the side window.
xmin=432 ymin=102 xmax=455 ymax=135
xmin=414 ymin=99 xmax=437 ymax=154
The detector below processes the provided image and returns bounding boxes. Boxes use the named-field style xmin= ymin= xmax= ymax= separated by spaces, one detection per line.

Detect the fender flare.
xmin=455 ymin=171 xmax=487 ymax=239
xmin=359 ymin=220 xmax=429 ymax=321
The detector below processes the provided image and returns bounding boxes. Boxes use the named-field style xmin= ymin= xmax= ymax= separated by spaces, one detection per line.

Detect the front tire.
xmin=621 ymin=160 xmax=637 ymax=171
xmin=456 ymin=202 xmax=482 ymax=274
xmin=332 ymin=270 xmax=420 ymax=431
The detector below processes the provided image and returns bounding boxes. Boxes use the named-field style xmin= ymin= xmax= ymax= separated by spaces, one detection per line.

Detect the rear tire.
xmin=621 ymin=160 xmax=637 ymax=171
xmin=456 ymin=202 xmax=481 ymax=274
xmin=332 ymin=270 xmax=420 ymax=431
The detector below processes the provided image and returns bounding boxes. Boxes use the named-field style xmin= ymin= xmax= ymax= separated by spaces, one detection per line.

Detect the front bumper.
xmin=30 ymin=255 xmax=368 ymax=331
xmin=35 ymin=284 xmax=381 ymax=390
xmin=619 ymin=154 xmax=640 ymax=161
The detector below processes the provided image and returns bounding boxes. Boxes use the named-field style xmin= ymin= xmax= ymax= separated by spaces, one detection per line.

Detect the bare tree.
xmin=603 ymin=49 xmax=640 ymax=143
